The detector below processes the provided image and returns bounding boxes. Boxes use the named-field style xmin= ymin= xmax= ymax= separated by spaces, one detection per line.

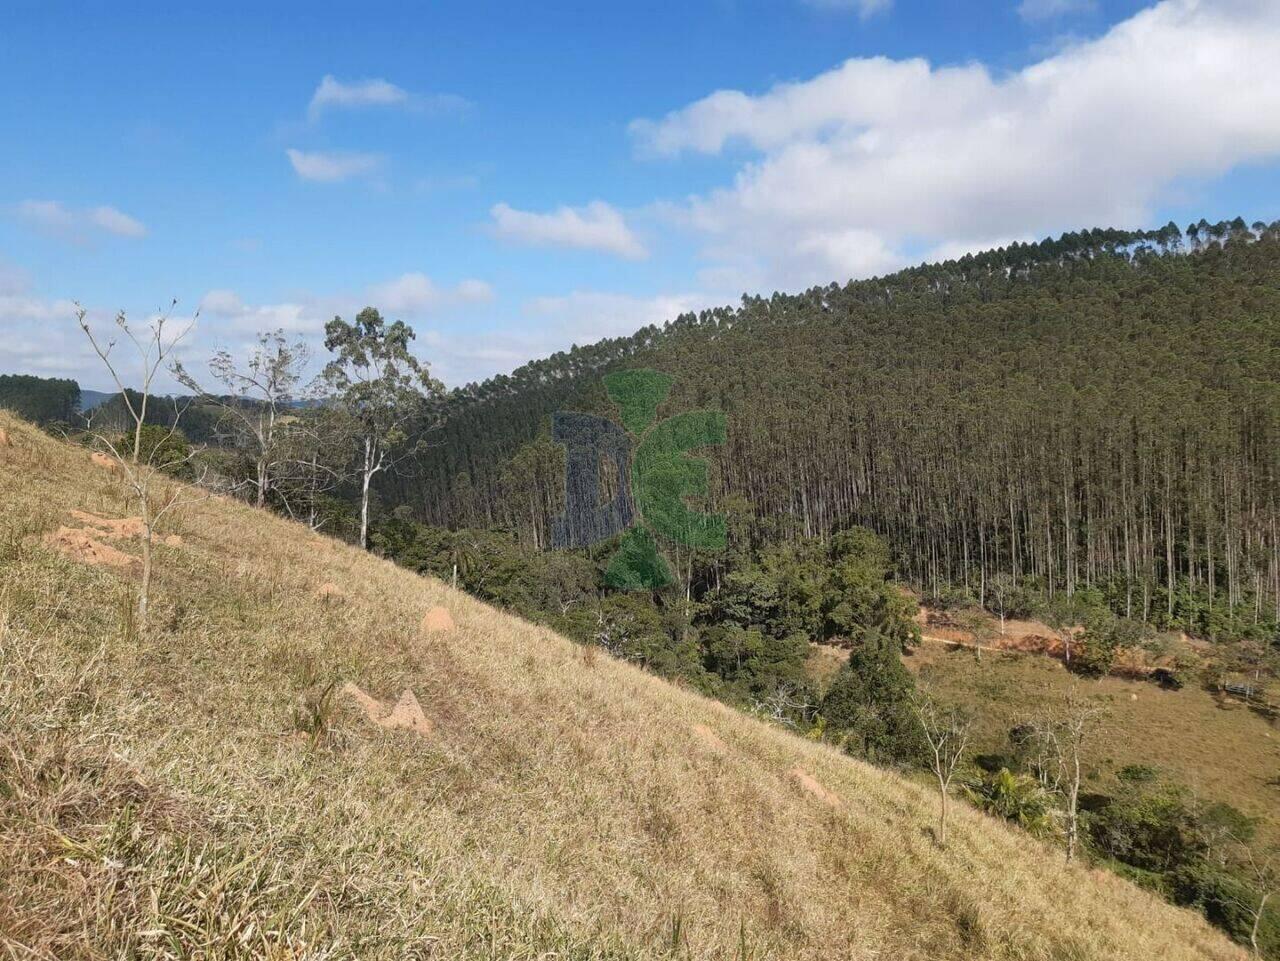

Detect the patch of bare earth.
xmin=44 ymin=526 xmax=137 ymax=570
xmin=315 ymin=582 xmax=345 ymax=604
xmin=70 ymin=510 xmax=146 ymax=540
xmin=691 ymin=723 xmax=727 ymax=752
xmin=789 ymin=766 xmax=841 ymax=807
xmin=421 ymin=606 xmax=454 ymax=633
xmin=342 ymin=682 xmax=434 ymax=738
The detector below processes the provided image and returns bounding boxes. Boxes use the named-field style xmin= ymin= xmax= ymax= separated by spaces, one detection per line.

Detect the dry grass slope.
xmin=0 ymin=413 xmax=1247 ymax=960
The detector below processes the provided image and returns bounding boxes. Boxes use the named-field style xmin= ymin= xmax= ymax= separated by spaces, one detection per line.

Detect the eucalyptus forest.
xmin=389 ymin=222 xmax=1280 ymax=642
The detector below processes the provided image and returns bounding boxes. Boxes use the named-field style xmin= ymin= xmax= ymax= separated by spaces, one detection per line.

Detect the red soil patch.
xmin=789 ymin=766 xmax=841 ymax=808
xmin=421 ymin=606 xmax=454 ymax=633
xmin=44 ymin=526 xmax=137 ymax=571
xmin=163 ymin=534 xmax=183 ymax=548
xmin=70 ymin=510 xmax=145 ymax=540
xmin=691 ymin=723 xmax=727 ymax=752
xmin=341 ymin=682 xmax=433 ymax=738
xmin=919 ymin=609 xmax=1072 ymax=658
xmin=992 ymin=631 xmax=1065 ymax=657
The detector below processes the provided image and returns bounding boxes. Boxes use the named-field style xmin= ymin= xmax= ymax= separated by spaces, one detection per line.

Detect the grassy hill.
xmin=896 ymin=638 xmax=1280 ymax=847
xmin=0 ymin=412 xmax=1248 ymax=960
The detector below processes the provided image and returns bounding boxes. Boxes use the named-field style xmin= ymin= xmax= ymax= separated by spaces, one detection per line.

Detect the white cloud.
xmin=800 ymin=0 xmax=892 ymax=18
xmin=182 ymin=285 xmax=494 ymax=389
xmin=310 ymin=75 xmax=409 ymax=117
xmin=307 ymin=75 xmax=470 ymax=121
xmin=198 ymin=289 xmax=245 ymax=316
xmin=197 ymin=274 xmax=492 ymax=343
xmin=0 ymin=289 xmax=172 ymax=388
xmin=1017 ymin=0 xmax=1097 ymax=21
xmin=286 ymin=148 xmax=382 ymax=182
xmin=368 ymin=272 xmax=495 ymax=313
xmin=630 ymin=0 xmax=1280 ymax=288
xmin=454 ymin=278 xmax=496 ymax=303
xmin=0 ymin=259 xmax=31 ymax=297
xmin=17 ymin=200 xmax=76 ymax=233
xmin=490 ymin=201 xmax=648 ymax=260
xmin=15 ymin=200 xmax=147 ymax=242
xmin=0 ymin=264 xmax=703 ymax=391
xmin=89 ymin=205 xmax=148 ymax=238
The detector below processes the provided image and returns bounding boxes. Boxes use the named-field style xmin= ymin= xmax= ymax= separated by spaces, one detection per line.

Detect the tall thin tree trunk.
xmin=139 ymin=529 xmax=153 ymax=627
xmin=937 ymin=776 xmax=949 ymax=846
xmin=359 ymin=436 xmax=374 ymax=550
xmin=360 ymin=473 xmax=372 ymax=550
xmin=1252 ymin=891 xmax=1271 ymax=957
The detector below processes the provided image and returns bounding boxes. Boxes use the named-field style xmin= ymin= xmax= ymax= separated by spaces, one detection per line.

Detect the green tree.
xmin=323 ymin=308 xmax=442 ymax=549
xmin=820 ymin=630 xmax=923 ymax=764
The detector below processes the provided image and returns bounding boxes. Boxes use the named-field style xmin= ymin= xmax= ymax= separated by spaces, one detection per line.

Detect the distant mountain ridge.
xmin=78 ymin=388 xmax=114 ymax=411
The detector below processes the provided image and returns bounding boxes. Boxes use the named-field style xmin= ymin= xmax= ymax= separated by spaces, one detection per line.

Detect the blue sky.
xmin=3 ymin=0 xmax=1280 ymax=390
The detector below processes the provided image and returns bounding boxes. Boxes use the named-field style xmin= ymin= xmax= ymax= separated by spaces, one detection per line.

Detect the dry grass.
xmin=0 ymin=413 xmax=1248 ymax=960
xmin=905 ymin=638 xmax=1280 ymax=846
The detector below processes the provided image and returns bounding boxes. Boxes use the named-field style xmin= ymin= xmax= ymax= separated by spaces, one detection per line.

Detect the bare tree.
xmin=1026 ymin=687 xmax=1104 ymax=862
xmin=751 ymin=683 xmax=812 ymax=728
xmin=1226 ymin=842 xmax=1277 ymax=957
xmin=175 ymin=329 xmax=309 ymax=509
xmin=911 ymin=690 xmax=972 ymax=846
xmin=273 ymin=401 xmax=355 ymax=532
xmin=988 ymin=572 xmax=1015 ymax=636
xmin=77 ymin=303 xmax=204 ymax=626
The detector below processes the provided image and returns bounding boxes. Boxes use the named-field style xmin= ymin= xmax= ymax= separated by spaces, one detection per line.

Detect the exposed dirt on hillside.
xmin=422 ymin=606 xmax=455 ymax=633
xmin=70 ymin=510 xmax=146 ymax=540
xmin=915 ymin=607 xmax=1067 ymax=655
xmin=44 ymin=526 xmax=137 ymax=570
xmin=789 ymin=766 xmax=841 ymax=807
xmin=342 ymin=682 xmax=434 ymax=738
xmin=691 ymin=723 xmax=727 ymax=752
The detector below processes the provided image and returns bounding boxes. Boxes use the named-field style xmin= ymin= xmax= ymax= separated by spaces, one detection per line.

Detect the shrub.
xmin=965 ymin=768 xmax=1055 ymax=836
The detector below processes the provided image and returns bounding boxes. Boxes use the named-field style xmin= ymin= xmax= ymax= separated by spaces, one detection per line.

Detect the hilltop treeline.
xmin=0 ymin=374 xmax=79 ymax=425
xmin=385 ymin=220 xmax=1280 ymax=639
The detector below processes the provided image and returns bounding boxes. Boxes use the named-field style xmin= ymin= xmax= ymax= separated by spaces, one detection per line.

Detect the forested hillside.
xmin=0 ymin=374 xmax=79 ymax=426
xmin=388 ymin=222 xmax=1280 ymax=639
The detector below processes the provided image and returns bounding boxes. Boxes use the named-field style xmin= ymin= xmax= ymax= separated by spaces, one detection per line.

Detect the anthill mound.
xmin=421 ymin=605 xmax=454 ymax=632
xmin=342 ymin=682 xmax=433 ymax=738
xmin=44 ymin=526 xmax=137 ymax=570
